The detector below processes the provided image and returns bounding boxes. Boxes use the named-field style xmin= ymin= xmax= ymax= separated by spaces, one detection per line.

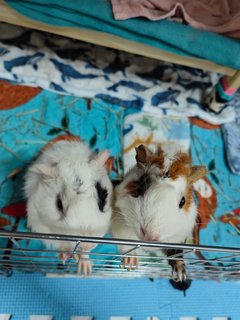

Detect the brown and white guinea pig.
xmin=112 ymin=142 xmax=208 ymax=282
xmin=24 ymin=135 xmax=113 ymax=275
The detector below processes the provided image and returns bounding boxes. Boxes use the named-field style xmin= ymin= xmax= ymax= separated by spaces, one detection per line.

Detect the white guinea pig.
xmin=25 ymin=135 xmax=113 ymax=275
xmin=112 ymin=142 xmax=208 ymax=282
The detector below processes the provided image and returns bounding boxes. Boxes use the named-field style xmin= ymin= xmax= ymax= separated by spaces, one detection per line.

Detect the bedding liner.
xmin=5 ymin=0 xmax=240 ymax=70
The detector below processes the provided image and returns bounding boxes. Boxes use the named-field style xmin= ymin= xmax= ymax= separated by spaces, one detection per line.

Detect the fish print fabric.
xmin=0 ymin=22 xmax=236 ymax=125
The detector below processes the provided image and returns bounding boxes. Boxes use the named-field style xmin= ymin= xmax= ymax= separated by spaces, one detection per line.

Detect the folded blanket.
xmin=5 ymin=0 xmax=240 ymax=70
xmin=0 ymin=23 xmax=235 ymax=125
xmin=111 ymin=0 xmax=240 ymax=39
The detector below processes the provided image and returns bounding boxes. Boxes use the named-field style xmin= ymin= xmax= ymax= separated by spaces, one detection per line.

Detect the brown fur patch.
xmin=41 ymin=134 xmax=81 ymax=152
xmin=133 ymin=145 xmax=207 ymax=214
xmin=168 ymin=152 xmax=191 ymax=180
xmin=147 ymin=145 xmax=165 ymax=169
xmin=188 ymin=166 xmax=209 ymax=185
xmin=126 ymin=172 xmax=151 ymax=197
xmin=184 ymin=186 xmax=194 ymax=211
xmin=126 ymin=180 xmax=141 ymax=198
xmin=135 ymin=144 xmax=164 ymax=169
xmin=135 ymin=146 xmax=192 ymax=180
xmin=167 ymin=152 xmax=193 ymax=212
xmin=135 ymin=144 xmax=151 ymax=166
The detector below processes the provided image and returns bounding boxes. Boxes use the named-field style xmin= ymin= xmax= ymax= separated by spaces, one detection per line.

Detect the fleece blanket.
xmin=0 ymin=22 xmax=236 ymax=125
xmin=111 ymin=0 xmax=240 ymax=39
xmin=5 ymin=0 xmax=240 ymax=70
xmin=190 ymin=118 xmax=240 ymax=262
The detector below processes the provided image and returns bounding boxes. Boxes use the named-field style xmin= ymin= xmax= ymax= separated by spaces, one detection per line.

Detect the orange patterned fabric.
xmin=189 ymin=117 xmax=220 ymax=130
xmin=0 ymin=80 xmax=42 ymax=110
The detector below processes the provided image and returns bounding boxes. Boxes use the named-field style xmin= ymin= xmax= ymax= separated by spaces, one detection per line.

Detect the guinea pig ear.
xmin=93 ymin=150 xmax=110 ymax=169
xmin=135 ymin=144 xmax=153 ymax=167
xmin=30 ymin=163 xmax=56 ymax=179
xmin=188 ymin=165 xmax=209 ymax=184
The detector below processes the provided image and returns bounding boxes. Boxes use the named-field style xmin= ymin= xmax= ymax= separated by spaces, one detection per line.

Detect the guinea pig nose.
xmin=145 ymin=233 xmax=160 ymax=242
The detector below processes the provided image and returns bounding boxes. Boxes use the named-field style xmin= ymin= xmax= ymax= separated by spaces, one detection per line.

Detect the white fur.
xmin=151 ymin=141 xmax=185 ymax=171
xmin=193 ymin=178 xmax=212 ymax=198
xmin=112 ymin=143 xmax=197 ymax=255
xmin=25 ymin=140 xmax=113 ymax=251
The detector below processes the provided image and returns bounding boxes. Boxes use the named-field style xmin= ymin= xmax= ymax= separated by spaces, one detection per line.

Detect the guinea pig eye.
xmin=179 ymin=196 xmax=186 ymax=209
xmin=163 ymin=171 xmax=169 ymax=178
xmin=56 ymin=195 xmax=63 ymax=212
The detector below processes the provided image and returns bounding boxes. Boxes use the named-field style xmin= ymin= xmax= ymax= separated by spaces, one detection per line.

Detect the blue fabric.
xmin=0 ymin=273 xmax=240 ymax=320
xmin=5 ymin=0 xmax=240 ymax=70
xmin=0 ymin=23 xmax=235 ymax=125
xmin=190 ymin=121 xmax=240 ymax=262
xmin=222 ymin=92 xmax=240 ymax=174
xmin=0 ymin=89 xmax=124 ymax=186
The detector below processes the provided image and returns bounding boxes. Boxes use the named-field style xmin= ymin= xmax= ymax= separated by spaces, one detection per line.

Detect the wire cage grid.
xmin=0 ymin=230 xmax=240 ymax=281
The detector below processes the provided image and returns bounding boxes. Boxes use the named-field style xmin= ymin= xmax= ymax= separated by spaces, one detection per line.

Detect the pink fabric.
xmin=110 ymin=0 xmax=240 ymax=38
xmin=222 ymin=77 xmax=238 ymax=95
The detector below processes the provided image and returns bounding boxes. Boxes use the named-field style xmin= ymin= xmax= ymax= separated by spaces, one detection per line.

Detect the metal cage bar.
xmin=0 ymin=230 xmax=239 ymax=281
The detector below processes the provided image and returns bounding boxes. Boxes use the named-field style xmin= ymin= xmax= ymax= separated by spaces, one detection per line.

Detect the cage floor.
xmin=1 ymin=272 xmax=240 ymax=320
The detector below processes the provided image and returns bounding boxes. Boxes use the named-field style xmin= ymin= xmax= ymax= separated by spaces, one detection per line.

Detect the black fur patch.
xmin=95 ymin=182 xmax=108 ymax=212
xmin=126 ymin=173 xmax=151 ymax=198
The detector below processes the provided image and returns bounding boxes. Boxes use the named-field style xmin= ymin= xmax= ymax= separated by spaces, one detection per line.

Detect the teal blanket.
xmin=5 ymin=0 xmax=240 ymax=70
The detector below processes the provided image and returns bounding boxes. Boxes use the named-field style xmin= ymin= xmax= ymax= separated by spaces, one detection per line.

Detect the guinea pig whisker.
xmin=61 ymin=213 xmax=70 ymax=226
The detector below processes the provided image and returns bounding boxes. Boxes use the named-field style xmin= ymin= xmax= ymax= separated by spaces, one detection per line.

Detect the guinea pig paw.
xmin=172 ymin=260 xmax=187 ymax=283
xmin=59 ymin=252 xmax=73 ymax=265
xmin=121 ymin=256 xmax=138 ymax=271
xmin=75 ymin=255 xmax=92 ymax=276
